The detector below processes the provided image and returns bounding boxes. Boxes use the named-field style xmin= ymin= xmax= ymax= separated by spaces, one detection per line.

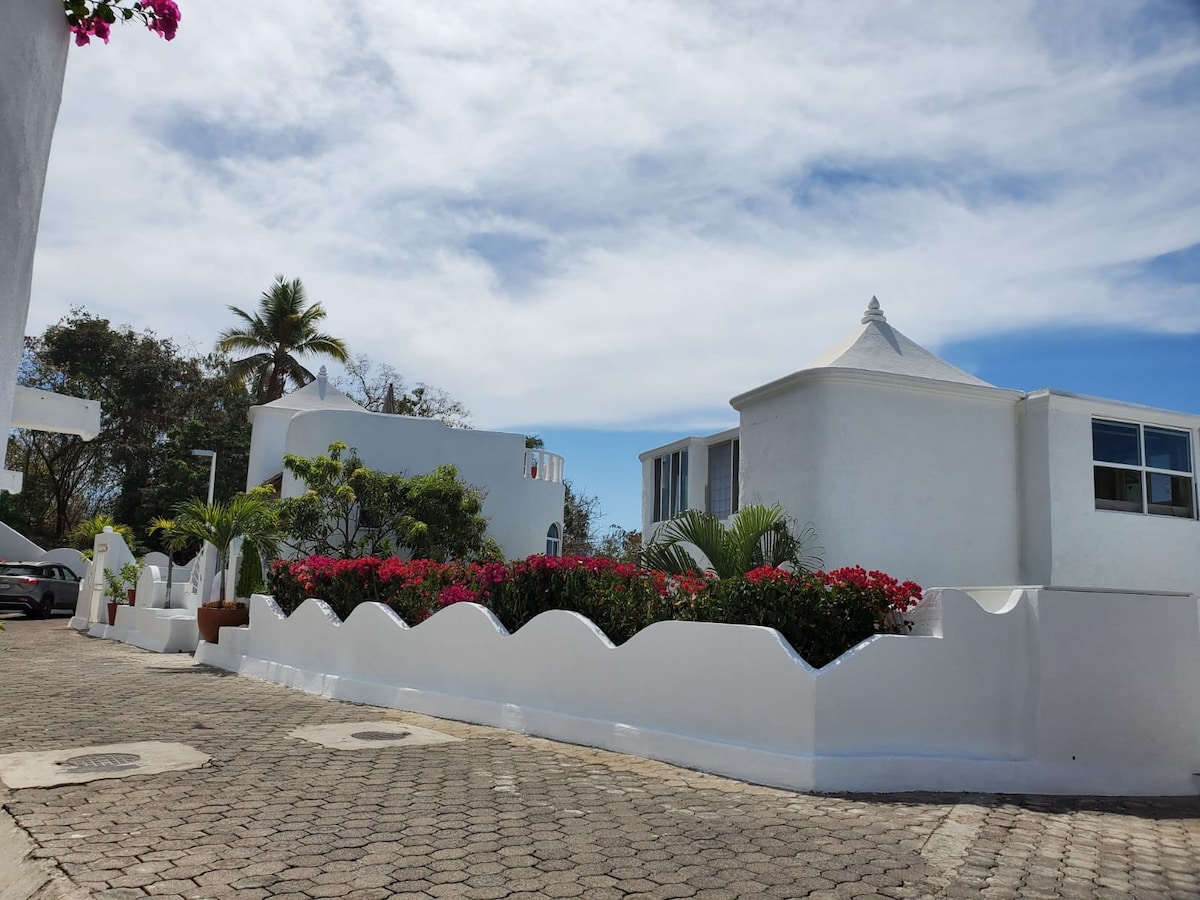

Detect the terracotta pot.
xmin=107 ymin=602 xmax=118 ymax=626
xmin=127 ymin=589 xmax=136 ymax=606
xmin=197 ymin=605 xmax=249 ymax=644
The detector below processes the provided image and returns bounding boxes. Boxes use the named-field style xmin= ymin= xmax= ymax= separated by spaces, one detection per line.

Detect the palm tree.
xmin=642 ymin=504 xmax=821 ymax=578
xmin=216 ymin=275 xmax=349 ymax=403
xmin=170 ymin=493 xmax=280 ymax=605
xmin=148 ymin=516 xmax=195 ymax=607
xmin=68 ymin=513 xmax=135 ymax=554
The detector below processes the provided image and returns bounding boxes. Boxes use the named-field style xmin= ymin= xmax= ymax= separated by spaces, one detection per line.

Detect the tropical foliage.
xmin=269 ymin=554 xmax=922 ymax=668
xmin=642 ymin=504 xmax=822 ymax=578
xmin=275 ymin=442 xmax=491 ymax=562
xmin=169 ymin=493 xmax=280 ymax=605
xmin=67 ymin=513 xmax=134 ymax=552
xmin=217 ymin=276 xmax=349 ymax=404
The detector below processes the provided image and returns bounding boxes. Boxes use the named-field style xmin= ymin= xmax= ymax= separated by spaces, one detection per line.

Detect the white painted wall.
xmin=280 ymin=409 xmax=565 ymax=559
xmin=245 ymin=405 xmax=297 ymax=489
xmin=1025 ymin=391 xmax=1200 ymax=595
xmin=198 ymin=585 xmax=1200 ymax=796
xmin=734 ymin=370 xmax=1023 ymax=587
xmin=0 ymin=523 xmax=45 ymax=561
xmin=639 ymin=436 xmax=711 ymax=540
xmin=0 ymin=0 xmax=69 ymax=492
xmin=71 ymin=528 xmax=136 ymax=626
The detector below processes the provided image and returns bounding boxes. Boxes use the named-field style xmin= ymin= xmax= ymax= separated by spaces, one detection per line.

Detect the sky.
xmin=28 ymin=0 xmax=1200 ymax=532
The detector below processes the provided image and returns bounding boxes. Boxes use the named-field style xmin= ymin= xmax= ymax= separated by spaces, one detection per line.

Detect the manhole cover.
xmin=57 ymin=753 xmax=141 ymax=773
xmin=350 ymin=731 xmax=410 ymax=742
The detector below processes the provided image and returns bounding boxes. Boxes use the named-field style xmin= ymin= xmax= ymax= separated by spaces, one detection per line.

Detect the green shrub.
xmin=266 ymin=555 xmax=922 ymax=668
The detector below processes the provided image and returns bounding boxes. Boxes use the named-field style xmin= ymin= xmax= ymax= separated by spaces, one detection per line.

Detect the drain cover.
xmin=57 ymin=753 xmax=141 ymax=773
xmin=349 ymin=730 xmax=410 ymax=741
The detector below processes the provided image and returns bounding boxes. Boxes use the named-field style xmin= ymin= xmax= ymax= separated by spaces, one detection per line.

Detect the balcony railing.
xmin=523 ymin=449 xmax=564 ymax=484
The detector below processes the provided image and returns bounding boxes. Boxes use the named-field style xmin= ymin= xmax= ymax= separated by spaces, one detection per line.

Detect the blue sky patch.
xmin=466 ymin=232 xmax=550 ymax=293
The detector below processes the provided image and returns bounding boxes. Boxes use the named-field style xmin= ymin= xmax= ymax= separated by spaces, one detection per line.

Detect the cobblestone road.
xmin=1 ymin=616 xmax=1198 ymax=899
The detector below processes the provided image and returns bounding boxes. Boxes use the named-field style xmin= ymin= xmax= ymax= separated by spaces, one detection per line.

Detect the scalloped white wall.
xmin=197 ymin=586 xmax=1200 ymax=796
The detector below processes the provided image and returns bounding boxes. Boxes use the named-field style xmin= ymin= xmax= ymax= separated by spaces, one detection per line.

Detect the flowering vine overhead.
xmin=64 ymin=0 xmax=180 ymax=46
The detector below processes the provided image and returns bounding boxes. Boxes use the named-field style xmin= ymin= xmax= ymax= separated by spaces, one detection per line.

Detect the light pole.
xmin=191 ymin=449 xmax=216 ymax=506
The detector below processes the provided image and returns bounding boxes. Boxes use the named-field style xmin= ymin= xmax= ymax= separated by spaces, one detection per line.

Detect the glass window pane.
xmin=1092 ymin=420 xmax=1140 ymax=466
xmin=707 ymin=442 xmax=732 ymax=518
xmin=1147 ymin=474 xmax=1195 ymax=518
xmin=1144 ymin=427 xmax=1192 ymax=473
xmin=1094 ymin=466 xmax=1142 ymax=512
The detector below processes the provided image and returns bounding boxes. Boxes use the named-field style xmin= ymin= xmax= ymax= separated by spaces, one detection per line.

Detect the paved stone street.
xmin=1 ymin=615 xmax=1198 ymax=899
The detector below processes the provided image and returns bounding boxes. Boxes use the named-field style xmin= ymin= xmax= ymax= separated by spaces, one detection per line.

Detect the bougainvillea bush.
xmin=269 ymin=555 xmax=922 ymax=668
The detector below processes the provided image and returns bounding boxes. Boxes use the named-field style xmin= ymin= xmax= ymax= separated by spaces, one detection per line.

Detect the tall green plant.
xmin=68 ymin=513 xmax=134 ymax=552
xmin=148 ymin=516 xmax=195 ymax=606
xmin=216 ymin=275 xmax=349 ymax=403
xmin=642 ymin=504 xmax=821 ymax=578
xmin=170 ymin=493 xmax=280 ymax=605
xmin=277 ymin=442 xmax=489 ymax=561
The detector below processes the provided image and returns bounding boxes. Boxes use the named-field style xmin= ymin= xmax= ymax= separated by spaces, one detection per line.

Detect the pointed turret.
xmin=800 ymin=297 xmax=991 ymax=387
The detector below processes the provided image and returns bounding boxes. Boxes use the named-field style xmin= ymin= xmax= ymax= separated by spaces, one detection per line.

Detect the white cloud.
xmin=30 ymin=0 xmax=1200 ymax=429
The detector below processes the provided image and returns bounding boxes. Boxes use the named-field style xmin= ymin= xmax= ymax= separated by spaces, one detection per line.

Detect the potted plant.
xmin=119 ymin=560 xmax=142 ymax=605
xmin=102 ymin=567 xmax=128 ymax=625
xmin=171 ymin=491 xmax=279 ymax=644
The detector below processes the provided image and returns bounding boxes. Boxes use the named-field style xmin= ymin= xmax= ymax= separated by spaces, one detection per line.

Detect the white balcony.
xmin=523 ymin=449 xmax=564 ymax=484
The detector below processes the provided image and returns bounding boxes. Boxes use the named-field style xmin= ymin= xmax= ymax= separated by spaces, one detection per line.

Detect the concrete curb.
xmin=0 ymin=805 xmax=90 ymax=900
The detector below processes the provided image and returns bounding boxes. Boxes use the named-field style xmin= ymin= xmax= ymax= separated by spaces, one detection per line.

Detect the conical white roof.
xmin=249 ymin=366 xmax=363 ymax=420
xmin=799 ymin=297 xmax=991 ymax=386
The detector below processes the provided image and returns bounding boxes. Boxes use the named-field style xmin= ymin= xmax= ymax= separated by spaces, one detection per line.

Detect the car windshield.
xmin=0 ymin=565 xmax=39 ymax=577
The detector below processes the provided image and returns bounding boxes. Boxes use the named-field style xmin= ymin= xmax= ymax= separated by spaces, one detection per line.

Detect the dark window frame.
xmin=1092 ymin=418 xmax=1196 ymax=520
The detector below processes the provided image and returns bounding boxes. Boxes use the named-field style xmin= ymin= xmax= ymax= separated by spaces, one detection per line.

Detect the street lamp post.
xmin=191 ymin=449 xmax=216 ymax=505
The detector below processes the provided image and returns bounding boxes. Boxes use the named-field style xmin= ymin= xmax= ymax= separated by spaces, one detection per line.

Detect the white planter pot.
xmin=0 ymin=0 xmax=70 ymax=458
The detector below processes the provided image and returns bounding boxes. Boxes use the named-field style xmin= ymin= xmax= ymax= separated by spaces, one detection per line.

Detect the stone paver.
xmin=1 ymin=615 xmax=1199 ymax=898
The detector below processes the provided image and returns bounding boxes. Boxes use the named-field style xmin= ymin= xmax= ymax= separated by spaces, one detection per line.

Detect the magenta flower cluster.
xmin=65 ymin=0 xmax=180 ymax=46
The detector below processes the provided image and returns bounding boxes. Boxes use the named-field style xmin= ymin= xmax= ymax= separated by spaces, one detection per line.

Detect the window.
xmin=652 ymin=449 xmax=688 ymax=522
xmin=706 ymin=439 xmax=740 ymax=519
xmin=546 ymin=523 xmax=561 ymax=557
xmin=1093 ymin=419 xmax=1195 ymax=519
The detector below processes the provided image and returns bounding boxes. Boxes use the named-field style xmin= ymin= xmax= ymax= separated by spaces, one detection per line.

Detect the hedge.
xmin=268 ymin=555 xmax=922 ymax=668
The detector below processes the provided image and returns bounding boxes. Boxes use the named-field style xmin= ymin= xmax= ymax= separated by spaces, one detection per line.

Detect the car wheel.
xmin=38 ymin=595 xmax=53 ymax=619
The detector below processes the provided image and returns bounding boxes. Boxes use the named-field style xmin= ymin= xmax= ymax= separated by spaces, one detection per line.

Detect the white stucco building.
xmin=247 ymin=370 xmax=566 ymax=560
xmin=641 ymin=298 xmax=1200 ymax=596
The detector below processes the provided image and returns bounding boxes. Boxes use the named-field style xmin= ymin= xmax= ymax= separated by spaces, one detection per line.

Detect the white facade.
xmin=246 ymin=371 xmax=566 ymax=560
xmin=641 ymin=299 xmax=1200 ymax=597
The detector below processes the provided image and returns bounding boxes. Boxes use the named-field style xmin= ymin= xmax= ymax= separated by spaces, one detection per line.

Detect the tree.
xmin=562 ymin=481 xmax=600 ymax=556
xmin=276 ymin=442 xmax=489 ymax=561
xmin=170 ymin=493 xmax=280 ymax=605
xmin=147 ymin=516 xmax=196 ymax=606
xmin=67 ymin=513 xmax=135 ymax=552
xmin=216 ymin=275 xmax=349 ymax=404
xmin=334 ymin=354 xmax=471 ymax=428
xmin=642 ymin=505 xmax=821 ymax=578
xmin=596 ymin=525 xmax=642 ymax=563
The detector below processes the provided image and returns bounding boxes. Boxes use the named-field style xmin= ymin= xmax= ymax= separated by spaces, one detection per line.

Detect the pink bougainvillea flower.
xmin=142 ymin=0 xmax=180 ymax=40
xmin=65 ymin=0 xmax=181 ymax=45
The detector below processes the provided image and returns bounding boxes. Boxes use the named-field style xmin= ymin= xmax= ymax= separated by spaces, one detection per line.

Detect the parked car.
xmin=0 ymin=562 xmax=83 ymax=618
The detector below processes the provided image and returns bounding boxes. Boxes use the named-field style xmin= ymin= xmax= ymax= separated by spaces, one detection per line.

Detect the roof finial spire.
xmin=861 ymin=295 xmax=887 ymax=325
xmin=317 ymin=365 xmax=328 ymax=400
